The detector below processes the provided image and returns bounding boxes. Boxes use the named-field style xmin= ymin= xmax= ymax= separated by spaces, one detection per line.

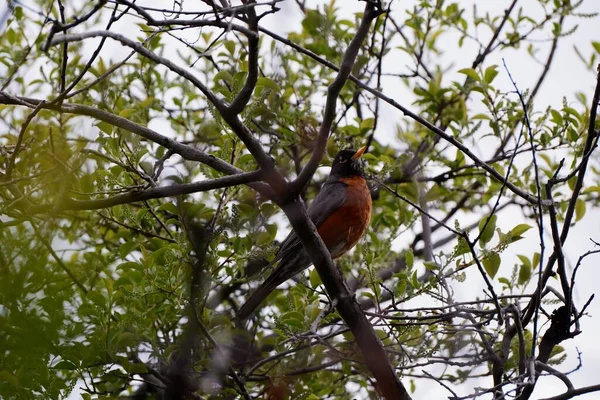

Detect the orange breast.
xmin=316 ymin=176 xmax=372 ymax=259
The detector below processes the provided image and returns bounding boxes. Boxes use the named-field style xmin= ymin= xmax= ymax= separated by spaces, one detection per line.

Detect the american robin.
xmin=238 ymin=147 xmax=372 ymax=320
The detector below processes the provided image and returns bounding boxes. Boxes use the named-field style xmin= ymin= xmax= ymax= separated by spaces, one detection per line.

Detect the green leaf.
xmin=0 ymin=371 xmax=18 ymax=387
xmin=119 ymin=241 xmax=138 ymax=259
xmin=575 ymin=199 xmax=586 ymax=222
xmin=405 ymin=250 xmax=414 ymax=269
xmin=510 ymin=224 xmax=532 ymax=237
xmin=458 ymin=68 xmax=480 ymax=82
xmin=518 ymin=263 xmax=531 ymax=285
xmin=478 ymin=214 xmax=497 ymax=245
xmin=127 ymin=363 xmax=148 ymax=374
xmin=224 ymin=40 xmax=236 ymax=55
xmin=157 ymin=202 xmax=178 ymax=214
xmin=95 ymin=121 xmax=113 ymax=135
xmin=54 ymin=360 xmax=77 ymax=370
xmin=423 ymin=261 xmax=438 ymax=271
xmin=360 ymin=118 xmax=375 ymax=131
xmin=118 ymin=108 xmax=136 ymax=118
xmin=87 ymin=291 xmax=106 ymax=307
xmin=482 ymin=253 xmax=500 ymax=279
xmin=214 ymin=70 xmax=234 ymax=86
xmin=550 ymin=109 xmax=563 ymax=124
xmin=484 ymin=65 xmax=499 ymax=84
xmin=14 ymin=6 xmax=23 ymax=20
xmin=139 ymin=97 xmax=155 ymax=108
xmin=116 ymin=332 xmax=137 ymax=349
xmin=309 ymin=268 xmax=322 ymax=288
xmin=516 ymin=254 xmax=531 ymax=268
xmin=280 ymin=311 xmax=305 ymax=329
xmin=256 ymin=77 xmax=280 ymax=92
xmin=532 ymin=252 xmax=541 ymax=268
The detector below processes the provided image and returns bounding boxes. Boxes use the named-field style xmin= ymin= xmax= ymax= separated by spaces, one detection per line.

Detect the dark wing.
xmin=238 ymin=180 xmax=348 ymax=320
xmin=275 ymin=179 xmax=348 ymax=260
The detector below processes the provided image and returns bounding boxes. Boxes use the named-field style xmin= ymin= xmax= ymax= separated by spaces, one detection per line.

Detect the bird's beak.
xmin=351 ymin=146 xmax=367 ymax=160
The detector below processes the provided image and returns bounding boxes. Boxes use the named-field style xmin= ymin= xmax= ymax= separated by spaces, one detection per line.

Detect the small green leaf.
xmin=117 ymin=332 xmax=137 ymax=348
xmin=405 ymin=250 xmax=414 ymax=269
xmin=550 ymin=109 xmax=563 ymax=124
xmin=484 ymin=65 xmax=499 ymax=84
xmin=14 ymin=6 xmax=23 ymax=20
xmin=116 ymin=261 xmax=143 ymax=271
xmin=575 ymin=199 xmax=586 ymax=222
xmin=309 ymin=268 xmax=322 ymax=288
xmin=157 ymin=202 xmax=178 ymax=214
xmin=119 ymin=241 xmax=138 ymax=259
xmin=139 ymin=97 xmax=155 ymax=108
xmin=0 ymin=371 xmax=18 ymax=387
xmin=482 ymin=253 xmax=500 ymax=279
xmin=305 ymin=304 xmax=321 ymax=322
xmin=458 ymin=68 xmax=480 ymax=82
xmin=478 ymin=214 xmax=497 ymax=245
xmin=256 ymin=77 xmax=280 ymax=92
xmin=532 ymin=252 xmax=541 ymax=268
xmin=510 ymin=224 xmax=532 ymax=237
xmin=265 ymin=224 xmax=277 ymax=239
xmin=360 ymin=118 xmax=375 ymax=131
xmin=396 ymin=278 xmax=407 ymax=295
xmin=54 ymin=360 xmax=77 ymax=370
xmin=87 ymin=291 xmax=106 ymax=307
xmin=224 ymin=40 xmax=236 ymax=55
xmin=280 ymin=311 xmax=305 ymax=329
xmin=516 ymin=254 xmax=531 ymax=268
xmin=423 ymin=261 xmax=438 ymax=271
xmin=214 ymin=70 xmax=234 ymax=86
xmin=127 ymin=363 xmax=148 ymax=374
xmin=118 ymin=108 xmax=136 ymax=118
xmin=95 ymin=121 xmax=113 ymax=135
xmin=518 ymin=263 xmax=531 ymax=285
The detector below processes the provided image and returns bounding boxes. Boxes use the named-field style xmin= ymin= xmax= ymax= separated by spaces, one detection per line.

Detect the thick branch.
xmin=25 ymin=170 xmax=262 ymax=214
xmin=280 ymin=199 xmax=411 ymax=400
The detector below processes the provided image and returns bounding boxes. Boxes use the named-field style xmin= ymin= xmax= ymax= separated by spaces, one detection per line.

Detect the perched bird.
xmin=238 ymin=146 xmax=372 ymax=320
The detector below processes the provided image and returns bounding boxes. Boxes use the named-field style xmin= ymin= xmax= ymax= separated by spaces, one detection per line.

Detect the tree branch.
xmin=538 ymin=384 xmax=600 ymax=400
xmin=25 ymin=170 xmax=262 ymax=214
xmin=280 ymin=199 xmax=412 ymax=400
xmin=227 ymin=2 xmax=259 ymax=115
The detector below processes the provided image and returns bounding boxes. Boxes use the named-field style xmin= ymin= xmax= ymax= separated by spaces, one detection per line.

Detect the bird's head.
xmin=330 ymin=146 xmax=367 ymax=178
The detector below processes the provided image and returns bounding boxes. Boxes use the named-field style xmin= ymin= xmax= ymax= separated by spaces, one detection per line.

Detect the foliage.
xmin=1 ymin=0 xmax=599 ymax=399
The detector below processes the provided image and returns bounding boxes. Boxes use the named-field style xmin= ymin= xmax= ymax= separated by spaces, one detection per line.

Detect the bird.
xmin=238 ymin=146 xmax=372 ymax=320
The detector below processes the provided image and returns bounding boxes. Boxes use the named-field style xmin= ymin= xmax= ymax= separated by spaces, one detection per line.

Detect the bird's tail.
xmin=238 ymin=271 xmax=282 ymax=321
xmin=238 ymin=252 xmax=309 ymax=321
